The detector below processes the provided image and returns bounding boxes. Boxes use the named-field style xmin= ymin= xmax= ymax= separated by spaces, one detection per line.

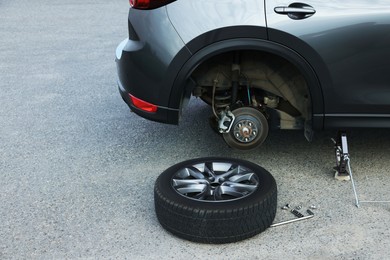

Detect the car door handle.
xmin=274 ymin=3 xmax=316 ymax=20
xmin=274 ymin=7 xmax=315 ymax=15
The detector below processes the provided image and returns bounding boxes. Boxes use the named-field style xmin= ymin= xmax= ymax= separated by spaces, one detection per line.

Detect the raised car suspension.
xmin=231 ymin=51 xmax=240 ymax=106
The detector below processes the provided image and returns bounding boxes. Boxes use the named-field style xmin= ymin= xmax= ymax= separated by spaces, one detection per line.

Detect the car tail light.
xmin=129 ymin=94 xmax=158 ymax=113
xmin=129 ymin=0 xmax=175 ymax=9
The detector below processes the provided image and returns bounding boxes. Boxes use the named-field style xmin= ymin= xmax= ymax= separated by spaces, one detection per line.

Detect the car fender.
xmin=168 ymin=28 xmax=325 ymax=129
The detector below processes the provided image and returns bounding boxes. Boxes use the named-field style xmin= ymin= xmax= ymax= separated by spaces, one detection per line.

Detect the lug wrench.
xmin=271 ymin=210 xmax=314 ymax=227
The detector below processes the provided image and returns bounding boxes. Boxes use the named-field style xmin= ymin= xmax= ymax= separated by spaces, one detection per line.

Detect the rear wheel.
xmin=154 ymin=157 xmax=277 ymax=244
xmin=223 ymin=107 xmax=269 ymax=150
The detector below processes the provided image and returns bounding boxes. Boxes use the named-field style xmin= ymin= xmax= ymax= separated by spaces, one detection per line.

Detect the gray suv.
xmin=116 ymin=0 xmax=390 ymax=150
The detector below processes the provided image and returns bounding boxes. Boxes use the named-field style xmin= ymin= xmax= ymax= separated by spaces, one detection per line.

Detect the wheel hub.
xmin=234 ymin=120 xmax=258 ymax=143
xmin=222 ymin=107 xmax=269 ymax=150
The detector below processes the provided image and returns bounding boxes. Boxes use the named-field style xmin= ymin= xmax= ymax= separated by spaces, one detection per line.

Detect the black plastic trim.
xmin=324 ymin=114 xmax=390 ymax=128
xmin=186 ymin=26 xmax=268 ymax=54
xmin=118 ymin=79 xmax=179 ymax=124
xmin=168 ymin=37 xmax=324 ymax=129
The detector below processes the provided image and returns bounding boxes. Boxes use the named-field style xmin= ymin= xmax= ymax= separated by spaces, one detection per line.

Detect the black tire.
xmin=154 ymin=157 xmax=277 ymax=244
xmin=223 ymin=107 xmax=269 ymax=150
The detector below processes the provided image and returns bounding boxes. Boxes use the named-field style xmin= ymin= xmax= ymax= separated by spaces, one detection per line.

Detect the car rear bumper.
xmin=115 ymin=7 xmax=190 ymax=124
xmin=116 ymin=68 xmax=179 ymax=124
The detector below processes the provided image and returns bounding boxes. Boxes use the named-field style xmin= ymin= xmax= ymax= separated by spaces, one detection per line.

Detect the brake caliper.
xmin=218 ymin=108 xmax=235 ymax=133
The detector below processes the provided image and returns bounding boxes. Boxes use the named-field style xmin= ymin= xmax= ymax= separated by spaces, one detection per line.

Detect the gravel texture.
xmin=1 ymin=1 xmax=390 ymax=259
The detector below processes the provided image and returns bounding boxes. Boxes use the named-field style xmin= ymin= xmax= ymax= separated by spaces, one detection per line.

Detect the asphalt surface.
xmin=1 ymin=1 xmax=390 ymax=259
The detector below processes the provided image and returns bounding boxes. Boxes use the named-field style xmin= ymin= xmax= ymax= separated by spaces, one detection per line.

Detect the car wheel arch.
xmin=168 ymin=37 xmax=325 ymax=129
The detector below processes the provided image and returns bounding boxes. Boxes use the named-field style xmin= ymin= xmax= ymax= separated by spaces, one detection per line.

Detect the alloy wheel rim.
xmin=171 ymin=161 xmax=259 ymax=202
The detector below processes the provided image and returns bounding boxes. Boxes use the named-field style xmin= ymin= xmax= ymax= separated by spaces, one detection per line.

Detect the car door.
xmin=266 ymin=0 xmax=390 ymax=128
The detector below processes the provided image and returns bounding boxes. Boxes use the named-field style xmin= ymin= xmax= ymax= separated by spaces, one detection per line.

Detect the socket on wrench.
xmin=291 ymin=209 xmax=304 ymax=218
xmin=271 ymin=208 xmax=315 ymax=227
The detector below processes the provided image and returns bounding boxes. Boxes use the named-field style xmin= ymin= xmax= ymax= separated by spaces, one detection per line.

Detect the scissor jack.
xmin=332 ymin=131 xmax=390 ymax=207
